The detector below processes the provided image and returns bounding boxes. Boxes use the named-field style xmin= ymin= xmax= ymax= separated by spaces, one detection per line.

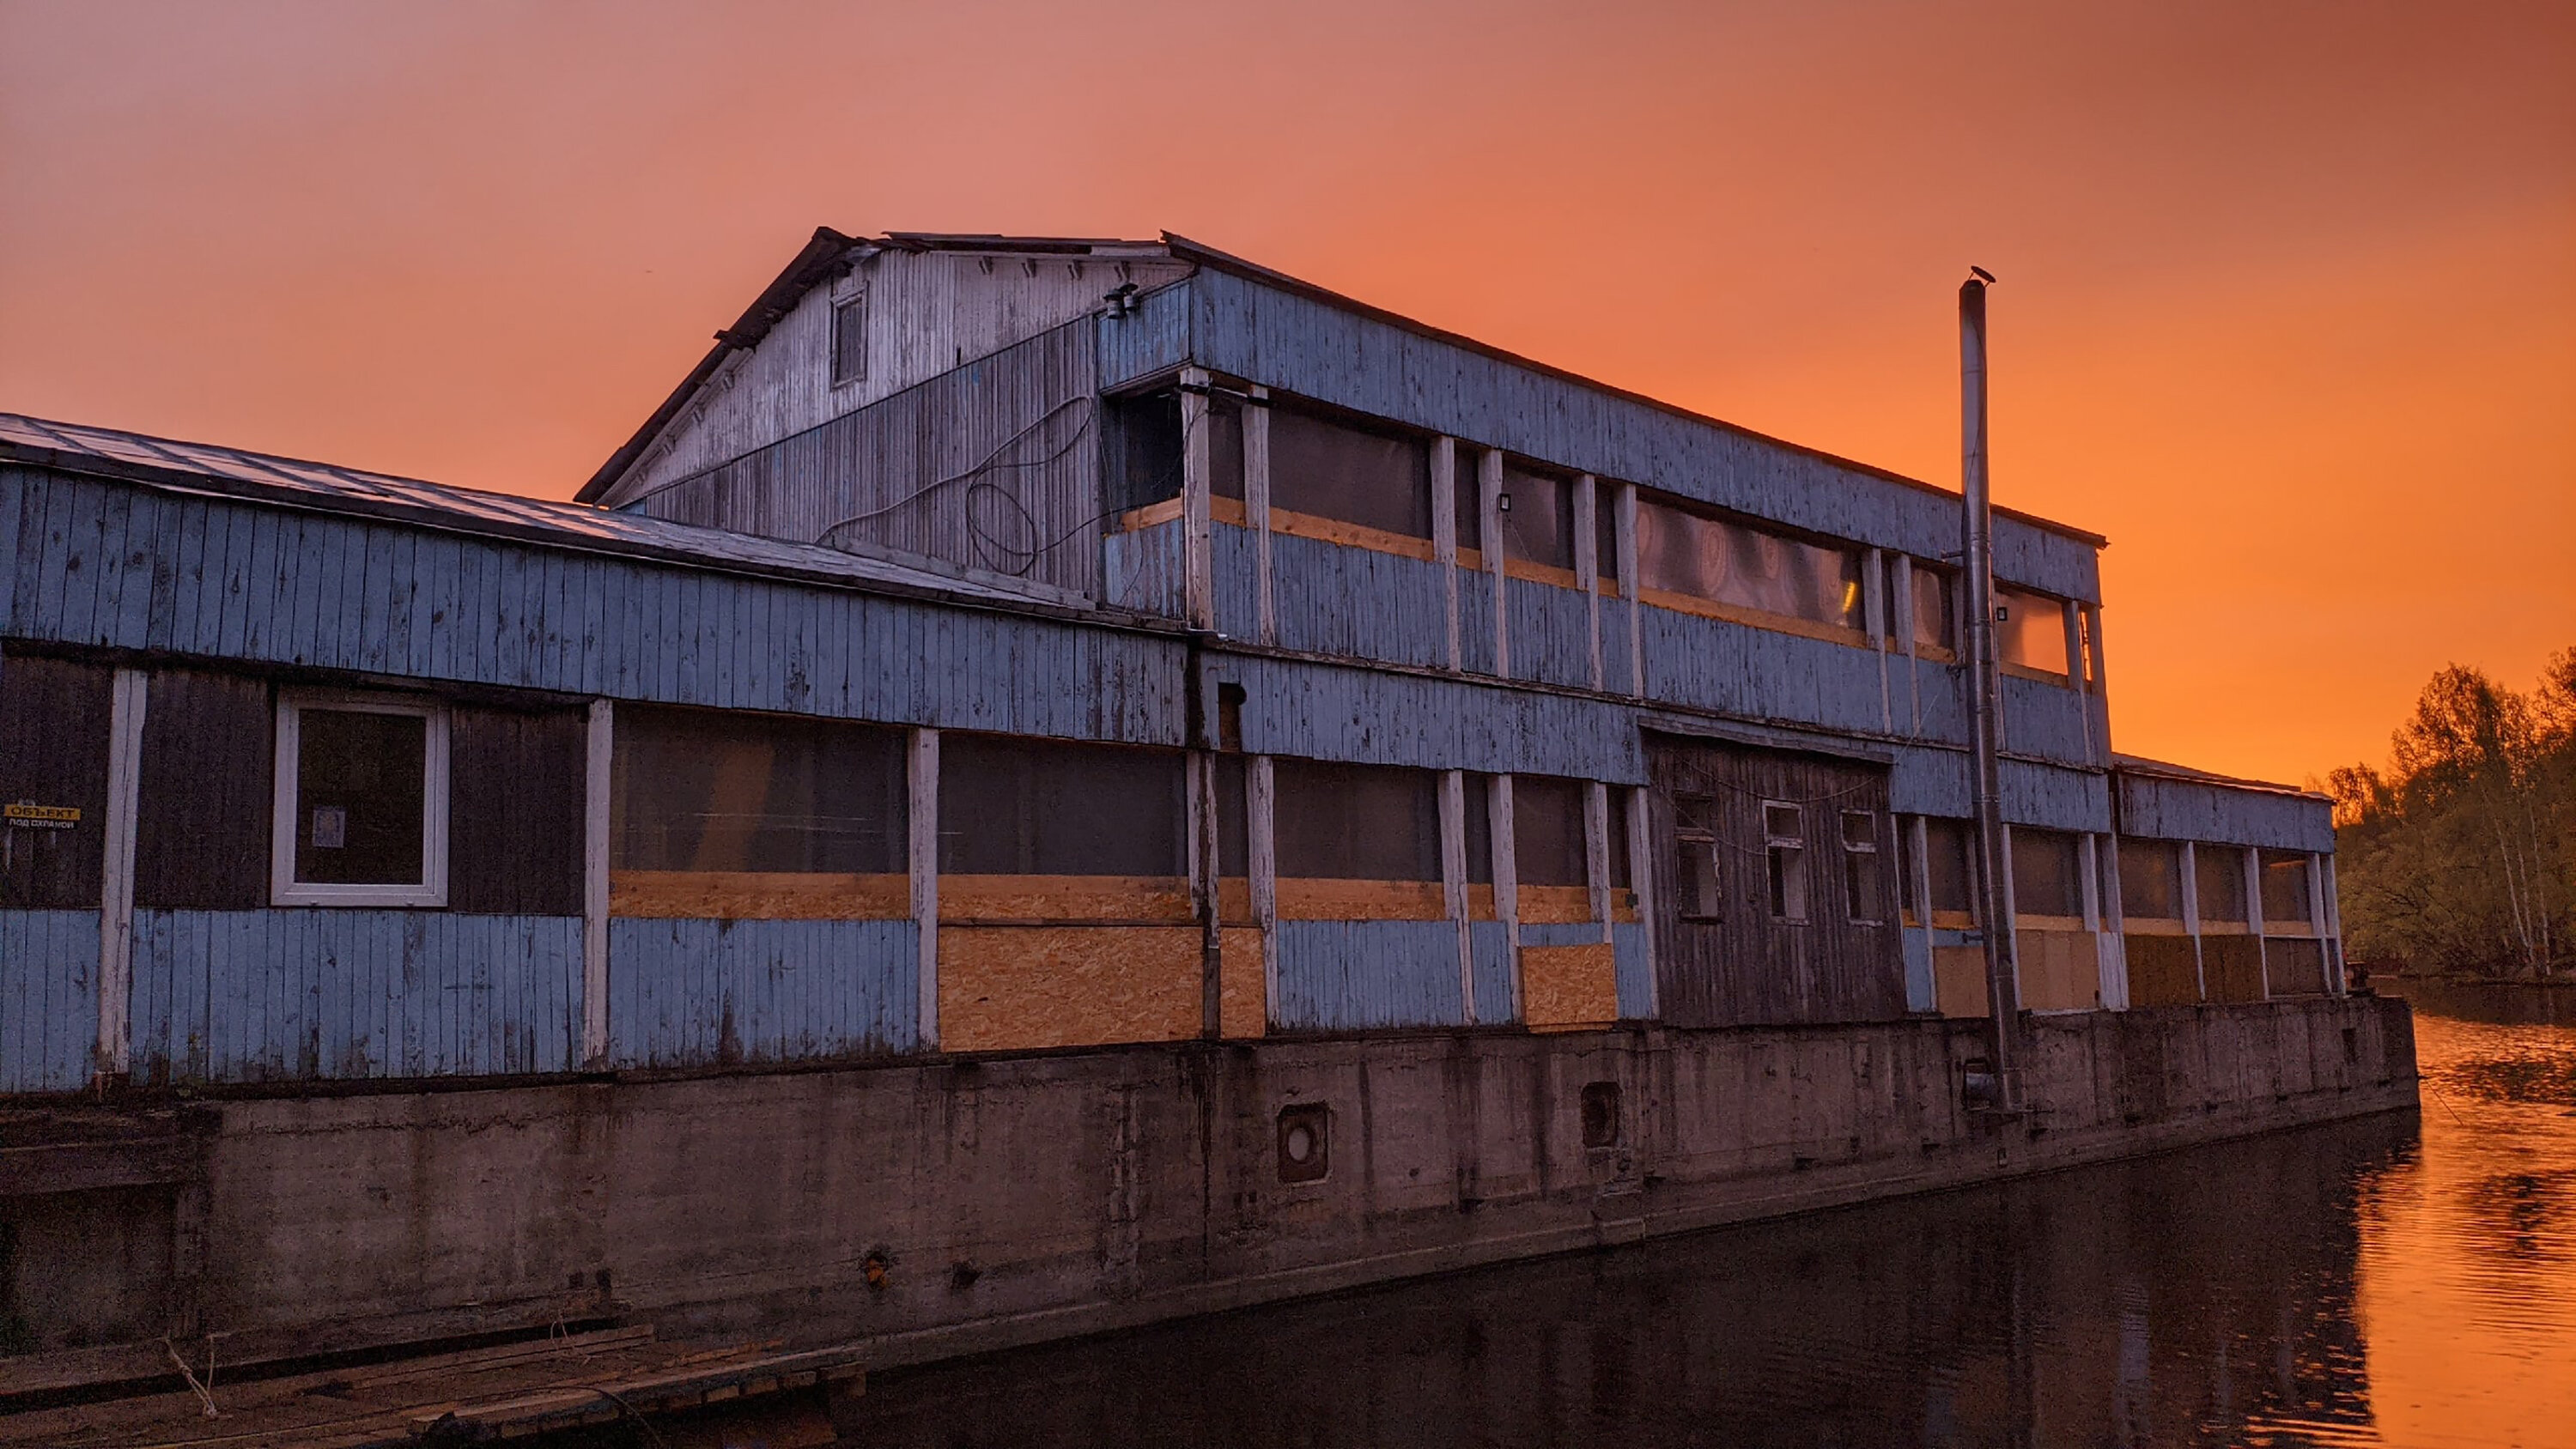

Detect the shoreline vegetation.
xmin=2328 ymin=646 xmax=2575 ymax=984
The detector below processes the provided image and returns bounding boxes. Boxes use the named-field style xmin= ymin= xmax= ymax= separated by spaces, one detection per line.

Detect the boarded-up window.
xmin=831 ymin=289 xmax=867 ymax=387
xmin=2118 ymin=838 xmax=2182 ymax=919
xmin=2011 ymin=828 xmax=2082 ymax=918
xmin=1911 ymin=566 xmax=1957 ymax=652
xmin=2260 ymin=850 xmax=2314 ymax=925
xmin=2195 ymin=845 xmax=2249 ymax=922
xmin=1512 ymin=775 xmax=1589 ymax=887
xmin=1270 ymin=408 xmax=1431 ymax=539
xmin=1274 ymin=760 xmax=1439 ymax=882
xmin=1925 ymin=817 xmax=1978 ymax=917
xmin=1635 ymin=493 xmax=1862 ymax=631
xmin=615 ymin=706 xmax=906 ymax=873
xmin=1500 ymin=463 xmax=1575 ymax=572
xmin=940 ymin=736 xmax=1184 ymax=876
xmin=1997 ymin=586 xmax=2068 ymax=675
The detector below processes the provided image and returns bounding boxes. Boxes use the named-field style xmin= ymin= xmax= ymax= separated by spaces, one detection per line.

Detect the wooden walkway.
xmin=0 ymin=1326 xmax=860 ymax=1447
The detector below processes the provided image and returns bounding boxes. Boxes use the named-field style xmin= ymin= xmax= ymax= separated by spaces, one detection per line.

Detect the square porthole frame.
xmin=270 ymin=690 xmax=449 ymax=908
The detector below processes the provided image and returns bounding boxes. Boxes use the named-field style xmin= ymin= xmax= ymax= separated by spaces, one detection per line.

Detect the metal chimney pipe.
xmin=1960 ymin=270 xmax=2023 ymax=1110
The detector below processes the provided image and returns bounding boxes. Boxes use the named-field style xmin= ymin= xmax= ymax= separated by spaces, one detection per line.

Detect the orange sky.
xmin=3 ymin=0 xmax=2569 ymax=786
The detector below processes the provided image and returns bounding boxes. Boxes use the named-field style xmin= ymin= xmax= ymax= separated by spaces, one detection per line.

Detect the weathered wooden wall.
xmin=2117 ymin=772 xmax=2333 ymax=852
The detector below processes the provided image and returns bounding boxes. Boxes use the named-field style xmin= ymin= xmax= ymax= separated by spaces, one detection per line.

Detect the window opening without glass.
xmin=1764 ymin=801 xmax=1807 ymax=923
xmin=271 ymin=693 xmax=447 ymax=907
xmin=1841 ymin=809 xmax=1884 ymax=924
xmin=1674 ymin=793 xmax=1722 ymax=922
xmin=2010 ymin=828 xmax=2083 ymax=919
xmin=830 ymin=288 xmax=867 ymax=388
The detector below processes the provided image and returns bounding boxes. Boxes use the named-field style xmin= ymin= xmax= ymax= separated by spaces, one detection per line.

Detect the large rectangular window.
xmin=2260 ymin=850 xmax=2314 ymax=925
xmin=1269 ymin=408 xmax=1431 ymax=540
xmin=1499 ymin=463 xmax=1575 ymax=573
xmin=2011 ymin=828 xmax=2082 ymax=918
xmin=1911 ymin=565 xmax=1957 ymax=653
xmin=271 ymin=693 xmax=447 ymax=906
xmin=2118 ymin=838 xmax=2183 ymax=919
xmin=939 ymin=736 xmax=1186 ymax=876
xmin=1511 ymin=775 xmax=1589 ymax=887
xmin=1107 ymin=389 xmax=1245 ymax=515
xmin=614 ymin=706 xmax=906 ymax=874
xmin=1925 ymin=818 xmax=1978 ymax=919
xmin=2195 ymin=845 xmax=2249 ymax=923
xmin=1634 ymin=494 xmax=1863 ymax=633
xmin=1997 ymin=585 xmax=2069 ymax=675
xmin=1274 ymin=761 xmax=1440 ymax=881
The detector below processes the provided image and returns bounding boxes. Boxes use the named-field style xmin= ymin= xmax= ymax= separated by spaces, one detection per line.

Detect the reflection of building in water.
xmin=0 ymin=231 xmax=2413 ymax=1411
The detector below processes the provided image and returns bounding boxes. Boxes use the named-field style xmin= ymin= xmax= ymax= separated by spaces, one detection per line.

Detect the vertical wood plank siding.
xmin=128 ymin=910 xmax=580 ymax=1084
xmin=3 ymin=470 xmax=1190 ymax=747
xmin=1102 ymin=518 xmax=1188 ymax=619
xmin=1504 ymin=579 xmax=1592 ymax=689
xmin=1638 ymin=605 xmax=1886 ymax=736
xmin=134 ymin=670 xmax=271 ymax=908
xmin=1272 ymin=919 xmax=1466 ymax=1031
xmin=637 ymin=319 xmax=1104 ymax=598
xmin=1267 ymin=535 xmax=1449 ymax=669
xmin=1598 ymin=595 xmax=1634 ymax=697
xmin=1612 ymin=920 xmax=1651 ymax=1021
xmin=1468 ymin=920 xmax=1515 ymax=1024
xmin=2117 ymin=773 xmax=2334 ymax=852
xmin=1218 ymin=656 xmax=1643 ymax=783
xmin=1999 ymin=761 xmax=2114 ymax=834
xmin=605 ymin=919 xmax=919 ymax=1069
xmin=1455 ymin=571 xmax=1499 ymax=676
xmin=1210 ymin=524 xmax=1262 ymax=641
xmin=1171 ymin=271 xmax=2103 ymax=604
xmin=1999 ymin=675 xmax=2093 ymax=765
xmin=0 ymin=652 xmax=113 ymax=908
xmin=0 ymin=911 xmax=99 ymax=1091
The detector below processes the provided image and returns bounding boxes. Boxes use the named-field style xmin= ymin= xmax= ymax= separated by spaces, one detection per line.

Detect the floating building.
xmin=0 ymin=232 xmax=2412 ymax=1407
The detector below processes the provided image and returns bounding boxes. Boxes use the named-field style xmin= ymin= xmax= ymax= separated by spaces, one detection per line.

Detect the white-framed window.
xmin=1764 ymin=801 xmax=1807 ymax=923
xmin=271 ymin=691 xmax=448 ymax=907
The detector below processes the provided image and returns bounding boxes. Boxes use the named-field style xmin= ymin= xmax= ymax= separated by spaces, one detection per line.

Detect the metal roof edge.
xmin=2111 ymin=753 xmax=2325 ymax=803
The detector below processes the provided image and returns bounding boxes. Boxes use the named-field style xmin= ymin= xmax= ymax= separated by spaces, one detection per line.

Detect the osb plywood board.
xmin=2125 ymin=933 xmax=2202 ymax=1006
xmin=1466 ymin=883 xmax=1498 ymax=922
xmin=1519 ymin=885 xmax=1596 ymax=925
xmin=1276 ymin=877 xmax=1448 ymax=921
xmin=611 ymin=870 xmax=908 ymax=919
xmin=1935 ymin=945 xmax=1989 ymax=1019
xmin=939 ymin=926 xmax=1200 ymax=1052
xmin=939 ymin=875 xmax=1194 ymax=922
xmin=1218 ymin=877 xmax=1252 ymax=924
xmin=1220 ymin=927 xmax=1265 ymax=1039
xmin=2020 ymin=929 xmax=2101 ymax=1011
xmin=1522 ymin=943 xmax=1616 ymax=1030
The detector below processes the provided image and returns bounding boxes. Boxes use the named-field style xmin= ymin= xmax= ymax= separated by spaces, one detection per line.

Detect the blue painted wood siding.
xmin=2001 ymin=675 xmax=2095 ymax=766
xmin=1613 ymin=921 xmax=1652 ymax=1021
xmin=130 ymin=910 xmax=580 ymax=1084
xmin=607 ymin=919 xmax=918 ymax=1069
xmin=1 ymin=911 xmax=97 ymax=1092
xmin=2117 ymin=773 xmax=2333 ymax=852
xmin=1267 ymin=534 xmax=1449 ymax=669
xmin=2 ymin=467 xmax=1190 ymax=749
xmin=1103 ymin=518 xmax=1188 ymax=620
xmin=1638 ymin=604 xmax=1887 ymax=737
xmin=1273 ymin=920 xmax=1466 ymax=1031
xmin=1133 ymin=270 xmax=2104 ymax=604
xmin=1212 ymin=523 xmax=1261 ymax=640
xmin=1469 ymin=920 xmax=1515 ymax=1024
xmin=1457 ymin=570 xmax=1499 ymax=676
xmin=1219 ymin=656 xmax=1644 ymax=783
xmin=1505 ymin=579 xmax=1592 ymax=689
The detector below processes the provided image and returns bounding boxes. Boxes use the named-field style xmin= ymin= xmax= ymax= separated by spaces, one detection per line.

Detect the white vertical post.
xmin=2179 ymin=840 xmax=2206 ymax=1000
xmin=1246 ymin=385 xmax=1274 ymax=645
xmin=910 ymin=728 xmax=941 ymax=1050
xmin=1250 ymin=755 xmax=1279 ymax=1025
xmin=2084 ymin=604 xmax=2111 ymax=766
xmin=1617 ymin=482 xmax=1643 ymax=696
xmin=1432 ymin=436 xmax=1461 ymax=670
xmin=2063 ymin=600 xmax=2091 ymax=761
xmin=1584 ymin=781 xmax=1613 ymax=945
xmin=1626 ymin=784 xmax=1656 ymax=1016
xmin=582 ymin=698 xmax=613 ymax=1068
xmin=2099 ymin=832 xmax=2131 ymax=1010
xmin=1441 ymin=769 xmax=1472 ymax=1022
xmin=1482 ymin=449 xmax=1509 ymax=677
xmin=1180 ymin=365 xmax=1215 ymax=630
xmin=1188 ymin=746 xmax=1220 ymax=1039
xmin=2244 ymin=846 xmax=2269 ymax=1001
xmin=97 ymin=668 xmax=147 ymax=1080
xmin=1868 ymin=549 xmax=1892 ymax=733
xmin=2318 ymin=852 xmax=2345 ymax=995
xmin=1575 ymin=474 xmax=1603 ymax=691
xmin=1491 ymin=773 xmax=1520 ymax=1022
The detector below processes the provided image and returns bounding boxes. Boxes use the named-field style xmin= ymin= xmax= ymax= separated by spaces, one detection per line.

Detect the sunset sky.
xmin=3 ymin=0 xmax=2568 ymax=787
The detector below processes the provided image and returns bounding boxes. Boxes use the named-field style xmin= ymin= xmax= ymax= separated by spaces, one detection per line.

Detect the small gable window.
xmin=831 ymin=288 xmax=868 ymax=387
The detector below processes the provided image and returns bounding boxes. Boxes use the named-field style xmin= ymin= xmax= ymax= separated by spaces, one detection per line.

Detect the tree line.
xmin=2326 ymin=647 xmax=2575 ymax=980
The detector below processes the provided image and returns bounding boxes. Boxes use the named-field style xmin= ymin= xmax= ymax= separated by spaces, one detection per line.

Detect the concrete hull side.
xmin=15 ymin=997 xmax=2415 ymax=1387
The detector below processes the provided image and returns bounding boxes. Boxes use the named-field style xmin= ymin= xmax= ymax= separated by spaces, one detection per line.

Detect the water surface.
xmin=854 ymin=988 xmax=2576 ymax=1447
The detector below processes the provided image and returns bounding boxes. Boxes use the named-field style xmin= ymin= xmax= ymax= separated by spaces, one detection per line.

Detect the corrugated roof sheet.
xmin=0 ymin=411 xmax=1103 ymax=615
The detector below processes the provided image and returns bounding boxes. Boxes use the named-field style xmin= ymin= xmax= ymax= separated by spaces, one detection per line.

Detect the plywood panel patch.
xmin=611 ymin=870 xmax=908 ymax=920
xmin=1522 ymin=943 xmax=1617 ymax=1030
xmin=937 ymin=925 xmax=1200 ymax=1052
xmin=1934 ymin=945 xmax=1988 ymax=1019
xmin=1276 ymin=877 xmax=1448 ymax=921
xmin=1518 ymin=884 xmax=1595 ymax=926
xmin=1219 ymin=927 xmax=1264 ymax=1040
xmin=939 ymin=875 xmax=1193 ymax=923
xmin=2020 ymin=928 xmax=2100 ymax=1012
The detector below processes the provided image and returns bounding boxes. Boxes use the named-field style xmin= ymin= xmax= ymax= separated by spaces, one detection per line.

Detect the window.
xmin=1274 ymin=760 xmax=1441 ymax=881
xmin=1909 ymin=564 xmax=1957 ymax=653
xmin=2195 ymin=846 xmax=2249 ymax=922
xmin=2118 ymin=839 xmax=2182 ymax=919
xmin=831 ymin=288 xmax=868 ymax=387
xmin=939 ymin=736 xmax=1186 ymax=876
xmin=1511 ymin=775 xmax=1589 ymax=887
xmin=1107 ymin=389 xmax=1244 ymax=516
xmin=1606 ymin=788 xmax=1631 ymax=888
xmin=1764 ymin=802 xmax=1807 ymax=922
xmin=1841 ymin=809 xmax=1884 ymax=924
xmin=2260 ymin=851 xmax=2314 ymax=925
xmin=271 ymin=693 xmax=447 ymax=906
xmin=1453 ymin=445 xmax=1485 ymax=552
xmin=1499 ymin=463 xmax=1575 ymax=572
xmin=1996 ymin=585 xmax=2069 ymax=675
xmin=1269 ymin=407 xmax=1431 ymax=539
xmin=613 ymin=706 xmax=906 ymax=873
xmin=2010 ymin=828 xmax=2082 ymax=919
xmin=1674 ymin=793 xmax=1722 ymax=922
xmin=1634 ymin=494 xmax=1863 ymax=633
xmin=1463 ymin=772 xmax=1495 ymax=884
xmin=1595 ymin=485 xmax=1621 ymax=589
xmin=1925 ymin=817 xmax=1978 ymax=919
